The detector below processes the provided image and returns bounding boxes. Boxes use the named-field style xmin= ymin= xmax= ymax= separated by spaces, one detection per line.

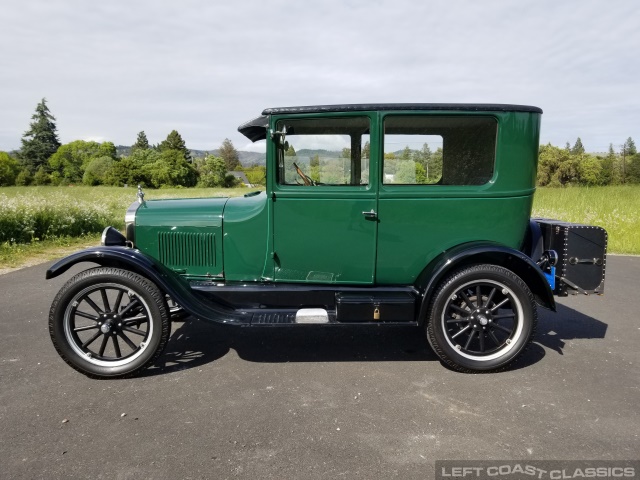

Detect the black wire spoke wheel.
xmin=426 ymin=264 xmax=537 ymax=373
xmin=64 ymin=284 xmax=152 ymax=366
xmin=49 ymin=268 xmax=170 ymax=378
xmin=443 ymin=281 xmax=521 ymax=358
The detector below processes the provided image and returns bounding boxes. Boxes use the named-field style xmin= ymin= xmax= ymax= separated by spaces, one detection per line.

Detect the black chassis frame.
xmin=46 ymin=240 xmax=555 ymax=327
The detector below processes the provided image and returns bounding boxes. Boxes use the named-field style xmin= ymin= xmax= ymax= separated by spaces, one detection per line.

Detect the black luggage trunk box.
xmin=335 ymin=292 xmax=416 ymax=322
xmin=534 ymin=219 xmax=607 ymax=296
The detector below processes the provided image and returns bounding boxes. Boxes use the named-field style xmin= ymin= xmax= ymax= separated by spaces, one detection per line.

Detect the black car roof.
xmin=262 ymin=103 xmax=542 ymax=115
xmin=238 ymin=103 xmax=542 ymax=142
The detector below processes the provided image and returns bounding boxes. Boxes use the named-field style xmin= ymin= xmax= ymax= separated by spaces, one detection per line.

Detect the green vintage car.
xmin=46 ymin=104 xmax=608 ymax=378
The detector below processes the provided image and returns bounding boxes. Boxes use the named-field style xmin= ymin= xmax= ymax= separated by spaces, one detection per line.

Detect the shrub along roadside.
xmin=0 ymin=193 xmax=117 ymax=244
xmin=0 ymin=185 xmax=249 ymax=245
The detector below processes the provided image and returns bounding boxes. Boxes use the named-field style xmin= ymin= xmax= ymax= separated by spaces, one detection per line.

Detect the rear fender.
xmin=46 ymin=247 xmax=250 ymax=325
xmin=415 ymin=242 xmax=556 ymax=325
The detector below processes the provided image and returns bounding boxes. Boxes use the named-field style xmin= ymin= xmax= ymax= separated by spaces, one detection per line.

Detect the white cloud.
xmin=0 ymin=0 xmax=638 ymax=153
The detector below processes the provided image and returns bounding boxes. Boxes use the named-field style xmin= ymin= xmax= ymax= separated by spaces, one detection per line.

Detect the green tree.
xmin=600 ymin=144 xmax=617 ymax=185
xmin=48 ymin=140 xmax=116 ymax=183
xmin=624 ymin=137 xmax=637 ymax=156
xmin=20 ymin=98 xmax=61 ymax=172
xmin=428 ymin=148 xmax=443 ymax=182
xmin=15 ymin=168 xmax=32 ymax=186
xmin=384 ymin=152 xmax=397 ymax=176
xmin=536 ymin=146 xmax=555 ymax=186
xmin=619 ymin=137 xmax=637 ymax=184
xmin=0 ymin=152 xmax=21 ymax=186
xmin=143 ymin=149 xmax=198 ymax=187
xmin=83 ymin=156 xmax=116 ymax=185
xmin=415 ymin=163 xmax=428 ymax=184
xmin=577 ymin=155 xmax=602 ymax=186
xmin=104 ymin=158 xmax=141 ymax=187
xmin=244 ymin=165 xmax=266 ymax=185
xmin=539 ymin=144 xmax=579 ymax=186
xmin=627 ymin=152 xmax=640 ymax=183
xmin=415 ymin=143 xmax=432 ymax=167
xmin=571 ymin=137 xmax=585 ymax=155
xmin=33 ymin=165 xmax=50 ymax=185
xmin=219 ymin=138 xmax=240 ymax=171
xmin=309 ymin=154 xmax=320 ymax=182
xmin=223 ymin=174 xmax=238 ymax=188
xmin=132 ymin=131 xmax=150 ymax=152
xmin=159 ymin=130 xmax=191 ymax=162
xmin=196 ymin=155 xmax=227 ymax=187
xmin=395 ymin=160 xmax=416 ymax=183
xmin=105 ymin=148 xmax=160 ymax=187
xmin=97 ymin=141 xmax=118 ymax=159
xmin=284 ymin=144 xmax=296 ymax=157
xmin=129 ymin=148 xmax=159 ymax=168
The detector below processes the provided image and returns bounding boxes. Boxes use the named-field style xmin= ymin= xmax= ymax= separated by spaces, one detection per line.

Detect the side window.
xmin=383 ymin=116 xmax=497 ymax=186
xmin=276 ymin=117 xmax=370 ymax=186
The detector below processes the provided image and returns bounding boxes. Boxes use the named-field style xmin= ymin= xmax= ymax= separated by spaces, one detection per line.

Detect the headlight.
xmin=101 ymin=226 xmax=126 ymax=246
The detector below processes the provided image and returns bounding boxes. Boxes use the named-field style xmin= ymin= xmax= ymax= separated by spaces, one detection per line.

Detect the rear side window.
xmin=383 ymin=116 xmax=497 ymax=186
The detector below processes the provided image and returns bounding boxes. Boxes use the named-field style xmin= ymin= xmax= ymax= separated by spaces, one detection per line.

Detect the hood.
xmin=135 ymin=197 xmax=229 ymax=228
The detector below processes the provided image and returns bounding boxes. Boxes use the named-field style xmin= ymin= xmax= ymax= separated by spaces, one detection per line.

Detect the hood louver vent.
xmin=158 ymin=232 xmax=217 ymax=268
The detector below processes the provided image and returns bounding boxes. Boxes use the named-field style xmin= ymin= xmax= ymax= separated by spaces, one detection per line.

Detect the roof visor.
xmin=238 ymin=115 xmax=269 ymax=142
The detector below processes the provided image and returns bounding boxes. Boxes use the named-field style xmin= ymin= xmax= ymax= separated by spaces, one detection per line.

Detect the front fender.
xmin=46 ymin=246 xmax=251 ymax=325
xmin=415 ymin=242 xmax=556 ymax=325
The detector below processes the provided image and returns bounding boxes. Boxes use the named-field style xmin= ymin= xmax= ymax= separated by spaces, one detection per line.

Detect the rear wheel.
xmin=426 ymin=264 xmax=536 ymax=373
xmin=49 ymin=267 xmax=170 ymax=379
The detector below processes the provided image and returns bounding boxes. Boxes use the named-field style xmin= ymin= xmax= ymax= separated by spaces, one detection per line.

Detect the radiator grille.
xmin=158 ymin=231 xmax=216 ymax=267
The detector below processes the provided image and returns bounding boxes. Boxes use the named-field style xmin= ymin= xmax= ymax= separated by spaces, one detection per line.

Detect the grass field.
xmin=0 ymin=185 xmax=638 ymax=269
xmin=0 ymin=186 xmax=251 ymax=268
xmin=532 ymin=185 xmax=639 ymax=255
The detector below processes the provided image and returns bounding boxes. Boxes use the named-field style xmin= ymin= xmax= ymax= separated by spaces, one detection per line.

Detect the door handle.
xmin=362 ymin=209 xmax=377 ymax=219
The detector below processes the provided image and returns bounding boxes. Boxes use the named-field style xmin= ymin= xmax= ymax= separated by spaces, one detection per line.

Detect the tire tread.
xmin=426 ymin=264 xmax=537 ymax=373
xmin=49 ymin=267 xmax=170 ymax=379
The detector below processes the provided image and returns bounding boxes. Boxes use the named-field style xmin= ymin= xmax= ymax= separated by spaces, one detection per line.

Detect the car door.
xmin=269 ymin=113 xmax=379 ymax=284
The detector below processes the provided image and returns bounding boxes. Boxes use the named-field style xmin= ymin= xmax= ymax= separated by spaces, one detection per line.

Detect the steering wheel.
xmin=292 ymin=162 xmax=315 ymax=186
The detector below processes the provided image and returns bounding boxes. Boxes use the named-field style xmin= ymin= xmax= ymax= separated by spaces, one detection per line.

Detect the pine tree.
xmin=284 ymin=144 xmax=296 ymax=157
xmin=132 ymin=131 xmax=150 ymax=152
xmin=571 ymin=137 xmax=585 ymax=155
xmin=159 ymin=130 xmax=191 ymax=162
xmin=20 ymin=98 xmax=61 ymax=172
xmin=624 ymin=137 xmax=637 ymax=155
xmin=219 ymin=138 xmax=240 ymax=171
xmin=600 ymin=144 xmax=616 ymax=185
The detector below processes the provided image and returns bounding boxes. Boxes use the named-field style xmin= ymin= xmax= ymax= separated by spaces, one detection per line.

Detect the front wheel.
xmin=49 ymin=267 xmax=170 ymax=379
xmin=426 ymin=264 xmax=537 ymax=373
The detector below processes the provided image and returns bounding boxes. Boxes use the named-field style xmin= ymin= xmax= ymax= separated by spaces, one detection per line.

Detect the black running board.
xmin=243 ymin=308 xmax=417 ymax=326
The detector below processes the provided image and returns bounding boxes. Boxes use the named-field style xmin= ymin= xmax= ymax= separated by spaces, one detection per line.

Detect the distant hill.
xmin=115 ymin=146 xmax=266 ymax=166
xmin=295 ymin=149 xmax=343 ymax=158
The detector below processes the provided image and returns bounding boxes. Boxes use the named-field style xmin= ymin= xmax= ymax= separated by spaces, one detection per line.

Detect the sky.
xmin=1 ymin=0 xmax=638 ymax=154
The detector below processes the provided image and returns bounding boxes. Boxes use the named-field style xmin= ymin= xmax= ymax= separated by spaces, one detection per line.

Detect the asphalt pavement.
xmin=0 ymin=256 xmax=639 ymax=479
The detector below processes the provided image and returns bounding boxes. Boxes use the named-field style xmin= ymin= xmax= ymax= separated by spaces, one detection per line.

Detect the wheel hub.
xmin=470 ymin=308 xmax=492 ymax=328
xmin=99 ymin=312 xmax=122 ymax=334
